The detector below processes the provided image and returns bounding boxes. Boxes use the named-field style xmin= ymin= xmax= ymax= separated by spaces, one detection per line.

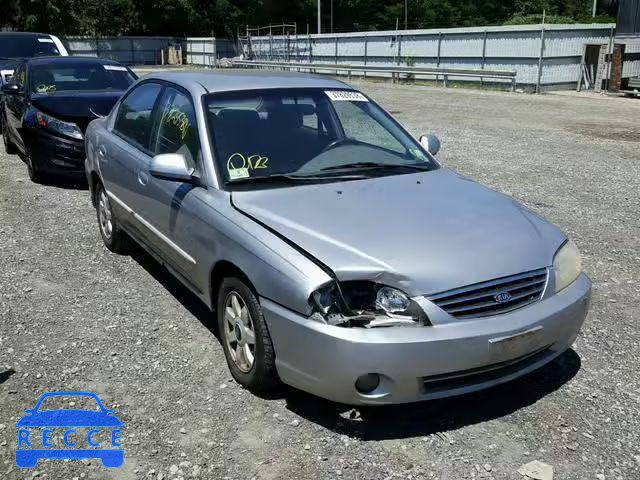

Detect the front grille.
xmin=428 ymin=268 xmax=548 ymax=319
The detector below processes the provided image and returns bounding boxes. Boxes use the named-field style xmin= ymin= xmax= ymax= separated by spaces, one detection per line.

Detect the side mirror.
xmin=149 ymin=153 xmax=196 ymax=183
xmin=1 ymin=84 xmax=21 ymax=95
xmin=419 ymin=134 xmax=441 ymax=156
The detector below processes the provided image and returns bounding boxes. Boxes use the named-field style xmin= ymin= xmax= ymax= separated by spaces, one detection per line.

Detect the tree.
xmin=0 ymin=0 xmax=615 ymax=37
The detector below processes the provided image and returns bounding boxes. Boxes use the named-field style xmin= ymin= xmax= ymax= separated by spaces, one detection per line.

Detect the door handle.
xmin=138 ymin=170 xmax=149 ymax=186
xmin=97 ymin=145 xmax=107 ymax=157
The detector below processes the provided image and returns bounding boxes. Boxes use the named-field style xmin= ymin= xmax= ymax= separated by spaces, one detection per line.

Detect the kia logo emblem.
xmin=494 ymin=292 xmax=513 ymax=303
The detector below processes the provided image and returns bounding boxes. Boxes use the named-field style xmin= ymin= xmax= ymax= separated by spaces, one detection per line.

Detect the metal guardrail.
xmin=233 ymin=60 xmax=518 ymax=91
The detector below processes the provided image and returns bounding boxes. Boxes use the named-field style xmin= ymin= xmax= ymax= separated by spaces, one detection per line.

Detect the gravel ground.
xmin=1 ymin=82 xmax=639 ymax=480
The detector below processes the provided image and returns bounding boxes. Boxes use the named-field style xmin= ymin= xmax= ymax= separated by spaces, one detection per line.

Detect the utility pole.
xmin=317 ymin=0 xmax=321 ymax=34
xmin=405 ymin=0 xmax=408 ymax=30
xmin=592 ymin=0 xmax=597 ymax=17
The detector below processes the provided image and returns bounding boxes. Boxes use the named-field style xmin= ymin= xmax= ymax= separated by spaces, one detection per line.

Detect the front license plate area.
xmin=488 ymin=326 xmax=544 ymax=360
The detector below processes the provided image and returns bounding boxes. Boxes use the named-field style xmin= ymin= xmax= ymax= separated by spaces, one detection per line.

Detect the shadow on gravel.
xmin=0 ymin=368 xmax=16 ymax=384
xmin=35 ymin=177 xmax=89 ymax=190
xmin=13 ymin=152 xmax=89 ymax=189
xmin=283 ymin=349 xmax=581 ymax=441
xmin=128 ymin=243 xmax=220 ymax=341
xmin=126 ymin=243 xmax=582 ymax=440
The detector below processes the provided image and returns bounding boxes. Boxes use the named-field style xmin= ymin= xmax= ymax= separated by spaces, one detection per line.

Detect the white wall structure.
xmin=63 ymin=36 xmax=181 ymax=65
xmin=185 ymin=37 xmax=236 ymax=66
xmin=616 ymin=34 xmax=640 ymax=79
xmin=246 ymin=24 xmax=620 ymax=90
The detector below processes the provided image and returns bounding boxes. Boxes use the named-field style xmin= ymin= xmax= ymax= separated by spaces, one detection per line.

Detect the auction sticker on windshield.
xmin=229 ymin=167 xmax=250 ymax=180
xmin=325 ymin=90 xmax=368 ymax=102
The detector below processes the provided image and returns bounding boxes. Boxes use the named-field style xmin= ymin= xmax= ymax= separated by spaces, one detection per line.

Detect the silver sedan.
xmin=85 ymin=71 xmax=590 ymax=405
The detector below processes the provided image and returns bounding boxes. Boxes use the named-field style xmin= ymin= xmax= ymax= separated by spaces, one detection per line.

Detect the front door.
xmin=138 ymin=85 xmax=205 ymax=284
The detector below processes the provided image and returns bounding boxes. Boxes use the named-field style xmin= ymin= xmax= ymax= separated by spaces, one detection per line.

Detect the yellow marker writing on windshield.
xmin=227 ymin=153 xmax=269 ymax=172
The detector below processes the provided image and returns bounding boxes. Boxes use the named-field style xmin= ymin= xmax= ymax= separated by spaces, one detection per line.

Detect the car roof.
xmin=142 ymin=69 xmax=353 ymax=94
xmin=25 ymin=56 xmax=126 ymax=67
xmin=0 ymin=32 xmax=54 ymax=38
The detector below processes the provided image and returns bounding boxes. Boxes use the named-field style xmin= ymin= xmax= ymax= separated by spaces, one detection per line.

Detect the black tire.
xmin=25 ymin=149 xmax=43 ymax=183
xmin=1 ymin=117 xmax=17 ymax=155
xmin=95 ymin=182 xmax=129 ymax=254
xmin=217 ymin=277 xmax=278 ymax=392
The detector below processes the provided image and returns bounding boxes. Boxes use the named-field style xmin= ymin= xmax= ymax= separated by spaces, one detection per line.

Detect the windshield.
xmin=205 ymin=88 xmax=437 ymax=187
xmin=29 ymin=63 xmax=136 ymax=93
xmin=0 ymin=35 xmax=60 ymax=59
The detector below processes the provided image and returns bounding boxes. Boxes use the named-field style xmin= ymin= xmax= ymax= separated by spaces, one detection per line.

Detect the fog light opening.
xmin=355 ymin=373 xmax=381 ymax=394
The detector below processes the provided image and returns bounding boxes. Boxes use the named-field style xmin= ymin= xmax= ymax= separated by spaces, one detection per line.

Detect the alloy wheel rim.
xmin=223 ymin=291 xmax=256 ymax=373
xmin=98 ymin=191 xmax=113 ymax=239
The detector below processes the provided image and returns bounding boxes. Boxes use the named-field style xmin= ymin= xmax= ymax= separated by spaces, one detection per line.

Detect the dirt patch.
xmin=567 ymin=123 xmax=640 ymax=142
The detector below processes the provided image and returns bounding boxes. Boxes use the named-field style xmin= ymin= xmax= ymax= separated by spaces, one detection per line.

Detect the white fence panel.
xmin=246 ymin=24 xmax=617 ymax=90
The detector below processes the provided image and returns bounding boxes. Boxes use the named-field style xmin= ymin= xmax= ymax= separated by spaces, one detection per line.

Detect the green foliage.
xmin=505 ymin=12 xmax=614 ymax=24
xmin=505 ymin=14 xmax=580 ymax=24
xmin=0 ymin=0 xmax=618 ymax=37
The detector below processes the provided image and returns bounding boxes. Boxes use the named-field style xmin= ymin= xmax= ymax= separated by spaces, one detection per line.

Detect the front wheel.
xmin=95 ymin=183 xmax=129 ymax=254
xmin=1 ymin=118 xmax=17 ymax=154
xmin=217 ymin=277 xmax=278 ymax=392
xmin=25 ymin=150 xmax=43 ymax=183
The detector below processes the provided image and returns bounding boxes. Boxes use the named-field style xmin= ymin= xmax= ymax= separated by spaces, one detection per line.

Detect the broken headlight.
xmin=35 ymin=110 xmax=84 ymax=140
xmin=310 ymin=281 xmax=429 ymax=328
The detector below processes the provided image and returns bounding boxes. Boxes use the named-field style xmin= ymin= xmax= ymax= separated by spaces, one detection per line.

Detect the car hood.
xmin=16 ymin=409 xmax=123 ymax=427
xmin=231 ymin=168 xmax=566 ymax=296
xmin=31 ymin=91 xmax=124 ymax=131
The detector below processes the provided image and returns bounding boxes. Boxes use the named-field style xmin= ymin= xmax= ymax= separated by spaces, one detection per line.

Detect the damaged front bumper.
xmin=261 ymin=274 xmax=591 ymax=405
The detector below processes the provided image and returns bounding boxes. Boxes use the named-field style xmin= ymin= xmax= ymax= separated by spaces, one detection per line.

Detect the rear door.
xmin=98 ymin=81 xmax=164 ymax=238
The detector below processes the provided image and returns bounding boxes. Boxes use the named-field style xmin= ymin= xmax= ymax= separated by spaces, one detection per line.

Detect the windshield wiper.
xmin=226 ymin=173 xmax=366 ymax=186
xmin=320 ymin=162 xmax=431 ymax=172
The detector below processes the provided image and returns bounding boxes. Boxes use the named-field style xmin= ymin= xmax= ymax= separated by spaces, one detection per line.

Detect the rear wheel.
xmin=217 ymin=277 xmax=277 ymax=392
xmin=1 ymin=117 xmax=17 ymax=154
xmin=95 ymin=182 xmax=129 ymax=254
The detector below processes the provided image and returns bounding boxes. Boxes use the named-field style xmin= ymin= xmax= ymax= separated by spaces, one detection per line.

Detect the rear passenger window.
xmin=114 ymin=83 xmax=163 ymax=149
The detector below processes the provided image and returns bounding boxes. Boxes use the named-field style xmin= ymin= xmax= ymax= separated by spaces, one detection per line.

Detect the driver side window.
xmin=12 ymin=65 xmax=25 ymax=88
xmin=152 ymin=87 xmax=202 ymax=173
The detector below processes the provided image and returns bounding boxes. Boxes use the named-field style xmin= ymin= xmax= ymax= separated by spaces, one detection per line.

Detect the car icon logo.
xmin=493 ymin=291 xmax=513 ymax=303
xmin=15 ymin=391 xmax=124 ymax=468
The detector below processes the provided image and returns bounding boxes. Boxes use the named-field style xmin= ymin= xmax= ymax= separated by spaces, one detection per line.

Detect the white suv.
xmin=0 ymin=32 xmax=68 ymax=84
